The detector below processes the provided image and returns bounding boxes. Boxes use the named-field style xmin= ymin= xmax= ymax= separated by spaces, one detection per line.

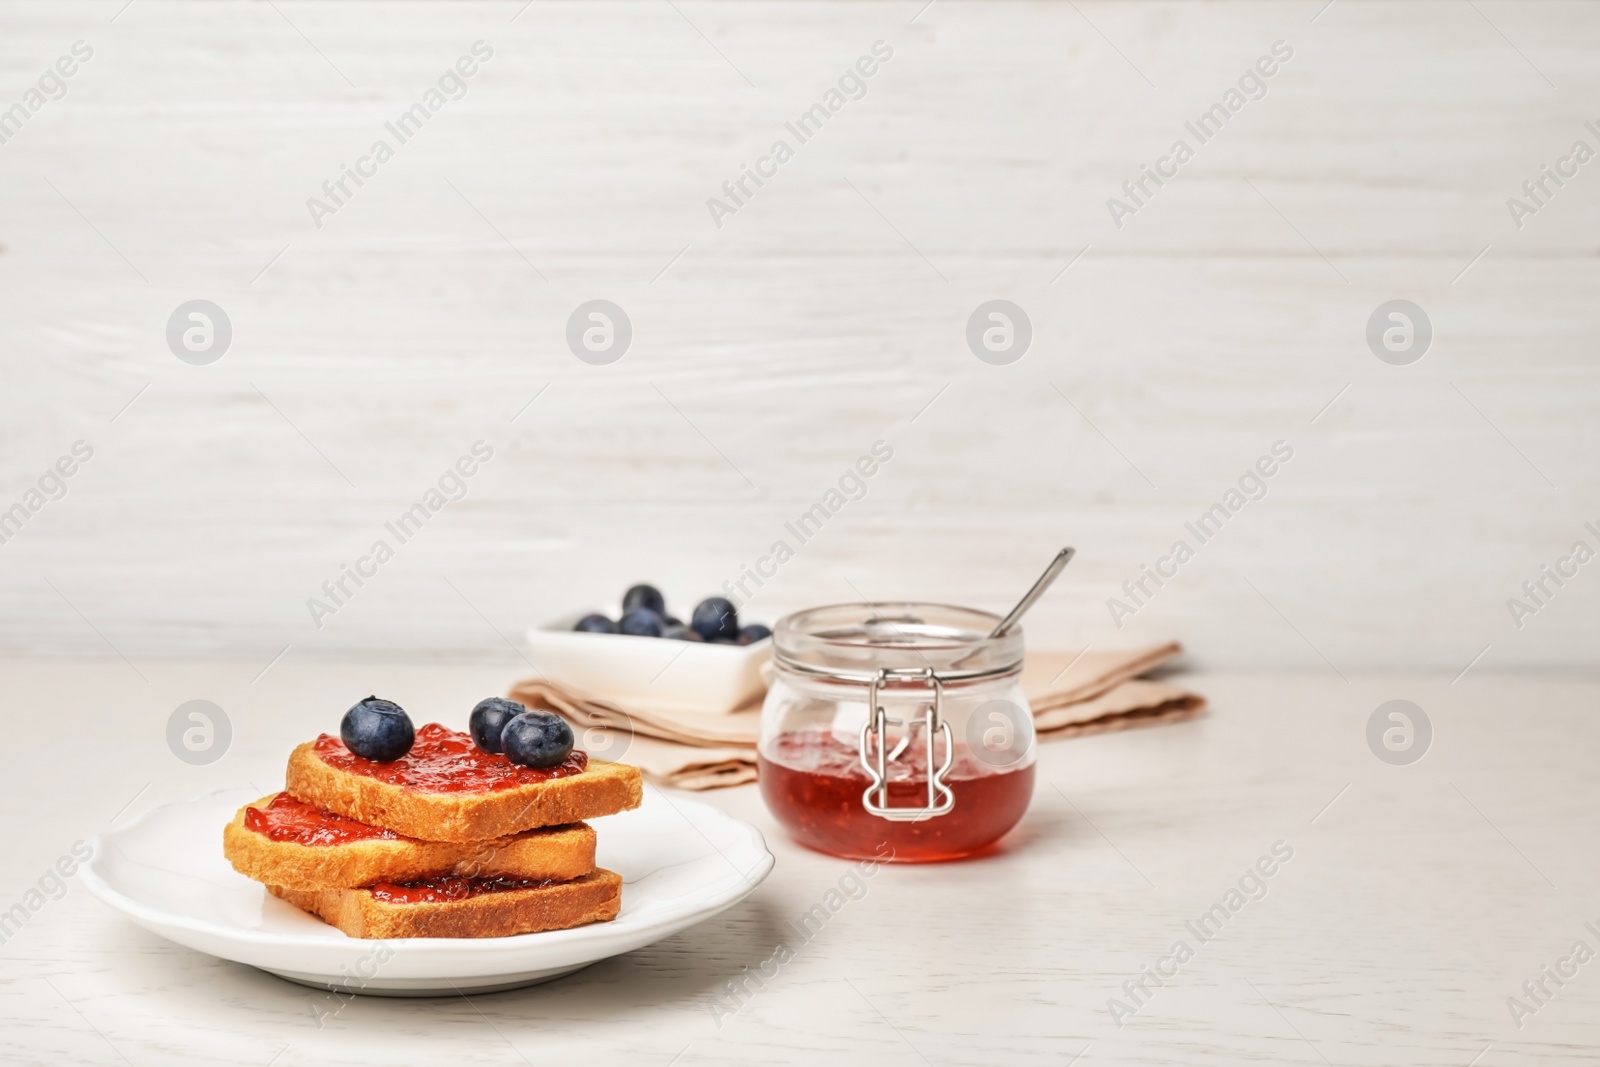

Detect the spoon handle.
xmin=989 ymin=546 xmax=1076 ymax=639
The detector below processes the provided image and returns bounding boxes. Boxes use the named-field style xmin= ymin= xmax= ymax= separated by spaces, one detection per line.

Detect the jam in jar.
xmin=758 ymin=603 xmax=1036 ymax=862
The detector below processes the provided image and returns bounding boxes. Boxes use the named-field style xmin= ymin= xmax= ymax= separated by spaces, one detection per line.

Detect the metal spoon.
xmin=882 ymin=546 xmax=1076 ymax=763
xmin=989 ymin=546 xmax=1076 ymax=638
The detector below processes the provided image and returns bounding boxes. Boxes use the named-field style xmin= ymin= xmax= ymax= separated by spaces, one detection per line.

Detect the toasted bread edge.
xmin=269 ymin=868 xmax=623 ymax=938
xmin=284 ymin=743 xmax=643 ymax=842
xmin=223 ymin=794 xmax=598 ymax=890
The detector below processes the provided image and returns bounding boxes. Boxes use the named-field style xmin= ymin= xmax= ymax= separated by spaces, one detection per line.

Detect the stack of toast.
xmin=224 ymin=722 xmax=642 ymax=938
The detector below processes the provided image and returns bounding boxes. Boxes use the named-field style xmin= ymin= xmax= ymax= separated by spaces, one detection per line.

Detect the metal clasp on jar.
xmin=858 ymin=667 xmax=955 ymax=821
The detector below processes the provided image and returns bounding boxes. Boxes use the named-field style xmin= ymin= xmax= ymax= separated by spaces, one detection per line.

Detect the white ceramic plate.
xmin=527 ymin=612 xmax=770 ymax=714
xmin=83 ymin=786 xmax=773 ymax=996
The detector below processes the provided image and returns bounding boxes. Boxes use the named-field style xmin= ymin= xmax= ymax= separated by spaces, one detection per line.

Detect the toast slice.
xmin=284 ymin=724 xmax=642 ymax=842
xmin=269 ymin=868 xmax=623 ymax=939
xmin=223 ymin=793 xmax=597 ymax=891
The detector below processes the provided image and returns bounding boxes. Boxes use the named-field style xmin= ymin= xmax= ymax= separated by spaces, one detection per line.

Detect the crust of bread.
xmin=269 ymin=868 xmax=623 ymax=939
xmin=284 ymin=743 xmax=643 ymax=842
xmin=222 ymin=795 xmax=597 ymax=890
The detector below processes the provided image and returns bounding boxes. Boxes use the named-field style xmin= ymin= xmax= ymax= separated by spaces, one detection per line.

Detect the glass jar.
xmin=758 ymin=602 xmax=1036 ymax=862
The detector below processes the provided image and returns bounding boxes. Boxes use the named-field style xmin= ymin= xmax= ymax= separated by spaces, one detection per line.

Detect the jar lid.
xmin=772 ymin=602 xmax=1024 ymax=686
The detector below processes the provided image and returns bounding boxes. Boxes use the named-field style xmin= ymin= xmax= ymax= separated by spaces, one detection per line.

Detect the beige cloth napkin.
xmin=508 ymin=642 xmax=1204 ymax=790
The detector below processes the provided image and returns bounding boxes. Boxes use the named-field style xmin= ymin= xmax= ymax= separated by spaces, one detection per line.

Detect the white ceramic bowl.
xmin=525 ymin=612 xmax=770 ymax=714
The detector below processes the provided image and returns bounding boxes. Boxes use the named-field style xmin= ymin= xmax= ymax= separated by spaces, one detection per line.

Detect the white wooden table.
xmin=2 ymin=656 xmax=1595 ymax=1066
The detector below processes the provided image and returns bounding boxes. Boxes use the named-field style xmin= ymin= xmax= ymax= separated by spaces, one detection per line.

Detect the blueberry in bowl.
xmin=619 ymin=608 xmax=665 ymax=637
xmin=341 ymin=696 xmax=415 ymax=761
xmin=738 ymin=624 xmax=772 ymax=645
xmin=573 ymin=613 xmax=616 ymax=634
xmin=621 ymin=583 xmax=666 ymax=617
xmin=469 ymin=696 xmax=525 ymax=754
xmin=569 ymin=589 xmax=766 ymax=646
xmin=690 ymin=597 xmax=740 ymax=643
xmin=502 ymin=710 xmax=575 ymax=768
xmin=662 ymin=622 xmax=703 ymax=642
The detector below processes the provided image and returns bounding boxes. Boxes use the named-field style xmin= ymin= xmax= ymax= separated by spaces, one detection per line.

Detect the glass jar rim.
xmin=772 ymin=601 xmax=1024 ymax=686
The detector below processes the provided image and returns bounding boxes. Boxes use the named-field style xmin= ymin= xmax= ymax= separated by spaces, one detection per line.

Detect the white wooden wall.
xmin=2 ymin=1 xmax=1597 ymax=673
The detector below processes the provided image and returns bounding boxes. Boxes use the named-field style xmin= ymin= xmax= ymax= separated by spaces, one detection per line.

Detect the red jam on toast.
xmin=313 ymin=723 xmax=588 ymax=795
xmin=243 ymin=792 xmax=402 ymax=846
xmin=367 ymin=874 xmax=558 ymax=904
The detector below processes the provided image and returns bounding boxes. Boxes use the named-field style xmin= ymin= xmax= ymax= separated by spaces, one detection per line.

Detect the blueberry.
xmin=662 ymin=622 xmax=703 ymax=642
xmin=622 ymin=584 xmax=665 ymax=617
xmin=574 ymin=613 xmax=616 ymax=634
xmin=501 ymin=711 xmax=575 ymax=768
xmin=690 ymin=597 xmax=739 ymax=642
xmin=469 ymin=696 xmax=525 ymax=754
xmin=738 ymin=624 xmax=772 ymax=645
xmin=341 ymin=696 xmax=415 ymax=762
xmin=619 ymin=608 xmax=664 ymax=637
